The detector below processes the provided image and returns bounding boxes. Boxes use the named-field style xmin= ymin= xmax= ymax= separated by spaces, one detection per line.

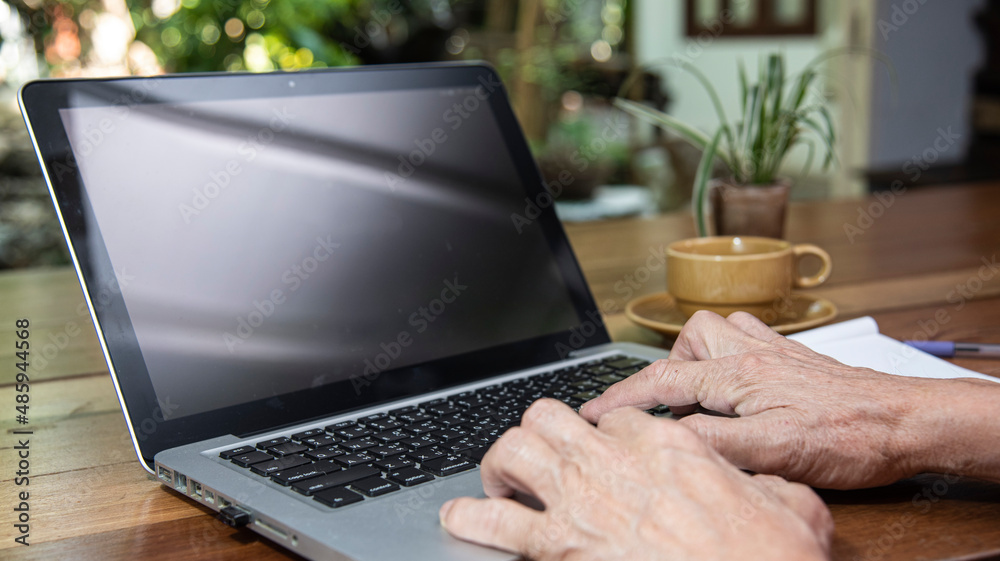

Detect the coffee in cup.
xmin=666 ymin=236 xmax=832 ymax=324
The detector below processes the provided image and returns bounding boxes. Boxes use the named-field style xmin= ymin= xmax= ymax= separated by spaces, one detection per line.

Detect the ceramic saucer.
xmin=625 ymin=292 xmax=838 ymax=337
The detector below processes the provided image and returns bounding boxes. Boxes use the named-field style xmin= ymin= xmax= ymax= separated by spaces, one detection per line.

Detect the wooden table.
xmin=3 ymin=183 xmax=1000 ymax=560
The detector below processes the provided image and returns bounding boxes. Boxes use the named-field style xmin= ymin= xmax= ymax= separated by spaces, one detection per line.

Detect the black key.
xmin=291 ymin=428 xmax=325 ymax=441
xmin=387 ymin=466 xmax=435 ymax=487
xmin=586 ymin=365 xmax=616 ymax=376
xmin=570 ymin=379 xmax=600 ymax=390
xmin=336 ymin=426 xmax=373 ymax=440
xmin=617 ymin=366 xmax=643 ymax=377
xmin=271 ymin=460 xmax=340 ymax=486
xmin=350 ymin=476 xmax=400 ymax=497
xmin=572 ymin=390 xmax=602 ymax=402
xmin=250 ymin=454 xmax=311 ymax=476
xmin=455 ymin=397 xmax=490 ymax=409
xmin=305 ymin=445 xmax=345 ymax=461
xmin=401 ymin=435 xmax=438 ymax=449
xmin=445 ymin=437 xmax=478 ymax=453
xmin=420 ymin=455 xmax=475 ymax=477
xmin=370 ymin=443 xmax=409 ymax=459
xmin=313 ymin=487 xmax=364 ymax=508
xmin=301 ymin=435 xmax=338 ymax=449
xmin=231 ymin=450 xmax=274 ymax=467
xmin=430 ymin=428 xmax=464 ymax=442
xmin=425 ymin=404 xmax=461 ymax=416
xmin=340 ymin=438 xmax=378 ymax=452
xmin=389 ymin=405 xmax=418 ymax=417
xmin=335 ymin=452 xmax=375 ymax=468
xmin=396 ymin=412 xmax=433 ymax=423
xmin=464 ymin=407 xmax=498 ymax=421
xmin=406 ymin=447 xmax=445 ymax=463
xmin=256 ymin=437 xmax=290 ymax=450
xmin=420 ymin=397 xmax=449 ymax=408
xmin=365 ymin=418 xmax=404 ymax=431
xmin=463 ymin=445 xmax=490 ymax=464
xmin=360 ymin=413 xmax=389 ymax=423
xmin=435 ymin=413 xmax=468 ymax=427
xmin=373 ymin=429 xmax=410 ymax=443
xmin=606 ymin=357 xmax=649 ymax=370
xmin=594 ymin=373 xmax=625 ymax=385
xmin=291 ymin=465 xmax=381 ymax=495
xmin=374 ymin=455 xmax=413 ymax=471
xmin=326 ymin=420 xmax=357 ymax=431
xmin=219 ymin=445 xmax=255 ymax=459
xmin=404 ymin=421 xmax=441 ymax=435
xmin=268 ymin=442 xmax=309 ymax=456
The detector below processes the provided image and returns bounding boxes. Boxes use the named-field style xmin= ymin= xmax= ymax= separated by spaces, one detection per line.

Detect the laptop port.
xmin=204 ymin=489 xmax=216 ymax=504
xmin=218 ymin=496 xmax=231 ymax=508
xmin=254 ymin=517 xmax=288 ymax=540
xmin=174 ymin=472 xmax=187 ymax=494
xmin=192 ymin=480 xmax=203 ymax=499
xmin=157 ymin=465 xmax=172 ymax=484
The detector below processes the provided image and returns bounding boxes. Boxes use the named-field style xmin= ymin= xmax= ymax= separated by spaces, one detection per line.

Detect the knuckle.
xmin=521 ymin=398 xmax=561 ymax=426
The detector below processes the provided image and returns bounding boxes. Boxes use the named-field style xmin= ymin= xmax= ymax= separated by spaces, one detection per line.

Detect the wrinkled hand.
xmin=581 ymin=311 xmax=1000 ymax=489
xmin=440 ymin=399 xmax=832 ymax=561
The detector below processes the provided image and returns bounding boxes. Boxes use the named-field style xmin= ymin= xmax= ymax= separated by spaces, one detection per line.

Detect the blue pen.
xmin=904 ymin=340 xmax=1000 ymax=359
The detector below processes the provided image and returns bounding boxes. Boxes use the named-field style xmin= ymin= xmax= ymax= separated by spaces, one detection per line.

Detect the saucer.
xmin=625 ymin=292 xmax=838 ymax=337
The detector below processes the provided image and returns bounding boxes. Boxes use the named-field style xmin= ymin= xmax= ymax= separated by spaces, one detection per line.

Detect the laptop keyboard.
xmin=219 ymin=354 xmax=656 ymax=509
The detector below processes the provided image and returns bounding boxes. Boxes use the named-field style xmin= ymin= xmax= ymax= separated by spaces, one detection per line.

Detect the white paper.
xmin=788 ymin=317 xmax=998 ymax=382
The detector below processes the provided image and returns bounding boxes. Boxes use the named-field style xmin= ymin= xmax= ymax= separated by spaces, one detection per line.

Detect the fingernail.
xmin=439 ymin=499 xmax=455 ymax=527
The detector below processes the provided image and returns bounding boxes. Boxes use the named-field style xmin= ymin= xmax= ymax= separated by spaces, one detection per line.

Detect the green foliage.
xmin=131 ymin=0 xmax=369 ymax=73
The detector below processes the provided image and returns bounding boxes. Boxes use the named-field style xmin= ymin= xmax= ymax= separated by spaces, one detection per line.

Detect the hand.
xmin=580 ymin=311 xmax=1000 ymax=489
xmin=440 ymin=399 xmax=832 ymax=561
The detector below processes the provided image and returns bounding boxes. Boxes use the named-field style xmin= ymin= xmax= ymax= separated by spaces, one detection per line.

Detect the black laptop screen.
xmin=23 ymin=65 xmax=608 ymax=461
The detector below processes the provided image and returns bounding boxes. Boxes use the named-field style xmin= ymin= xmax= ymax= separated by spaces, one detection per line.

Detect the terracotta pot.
xmin=709 ymin=179 xmax=790 ymax=239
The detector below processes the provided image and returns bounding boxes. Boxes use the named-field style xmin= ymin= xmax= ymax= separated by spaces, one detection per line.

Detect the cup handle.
xmin=792 ymin=244 xmax=832 ymax=289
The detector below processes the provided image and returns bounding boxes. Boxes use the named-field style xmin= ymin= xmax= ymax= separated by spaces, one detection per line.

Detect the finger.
xmin=598 ymin=406 xmax=709 ymax=455
xmin=440 ymin=496 xmax=545 ymax=555
xmin=480 ymin=425 xmax=566 ymax=505
xmin=752 ymin=475 xmax=834 ymax=547
xmin=671 ymin=310 xmax=770 ymax=362
xmin=580 ymin=356 xmax=743 ymax=423
xmin=726 ymin=311 xmax=783 ymax=342
xmin=678 ymin=411 xmax=790 ymax=474
xmin=520 ymin=398 xmax=598 ymax=459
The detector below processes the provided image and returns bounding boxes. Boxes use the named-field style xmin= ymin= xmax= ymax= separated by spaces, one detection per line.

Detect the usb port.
xmin=192 ymin=481 xmax=203 ymax=499
xmin=157 ymin=465 xmax=172 ymax=484
xmin=174 ymin=473 xmax=187 ymax=494
xmin=204 ymin=489 xmax=215 ymax=504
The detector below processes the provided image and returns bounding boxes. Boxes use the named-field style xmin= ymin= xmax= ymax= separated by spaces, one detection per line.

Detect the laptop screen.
xmin=22 ymin=64 xmax=608 ymax=463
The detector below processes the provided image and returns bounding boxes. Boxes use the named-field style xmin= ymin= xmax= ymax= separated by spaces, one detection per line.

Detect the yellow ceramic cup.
xmin=666 ymin=236 xmax=832 ymax=324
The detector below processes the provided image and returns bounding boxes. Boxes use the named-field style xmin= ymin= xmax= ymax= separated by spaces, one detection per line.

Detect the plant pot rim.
xmin=711 ymin=177 xmax=792 ymax=189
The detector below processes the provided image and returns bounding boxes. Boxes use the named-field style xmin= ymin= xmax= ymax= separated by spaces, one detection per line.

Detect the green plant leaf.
xmin=693 ymin=129 xmax=723 ymax=237
xmin=613 ymin=98 xmax=733 ymax=168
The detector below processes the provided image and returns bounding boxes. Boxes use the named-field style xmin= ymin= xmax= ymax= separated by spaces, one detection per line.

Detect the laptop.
xmin=19 ymin=62 xmax=670 ymax=560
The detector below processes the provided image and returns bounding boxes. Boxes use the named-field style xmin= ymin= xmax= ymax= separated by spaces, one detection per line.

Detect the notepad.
xmin=788 ymin=317 xmax=998 ymax=383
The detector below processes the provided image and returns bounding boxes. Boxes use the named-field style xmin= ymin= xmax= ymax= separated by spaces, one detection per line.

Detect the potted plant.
xmin=615 ymin=53 xmax=836 ymax=238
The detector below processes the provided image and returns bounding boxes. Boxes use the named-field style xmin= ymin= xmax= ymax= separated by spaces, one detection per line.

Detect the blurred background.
xmin=0 ymin=0 xmax=997 ymax=269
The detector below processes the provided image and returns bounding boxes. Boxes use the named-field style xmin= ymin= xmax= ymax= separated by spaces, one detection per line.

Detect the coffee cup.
xmin=666 ymin=236 xmax=832 ymax=324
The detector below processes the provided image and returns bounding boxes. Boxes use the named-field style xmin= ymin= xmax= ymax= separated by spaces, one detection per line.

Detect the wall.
xmin=867 ymin=0 xmax=984 ymax=171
